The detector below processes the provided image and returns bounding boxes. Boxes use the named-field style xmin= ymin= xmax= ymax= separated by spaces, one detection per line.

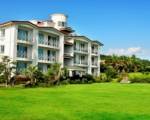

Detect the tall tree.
xmin=0 ymin=56 xmax=16 ymax=87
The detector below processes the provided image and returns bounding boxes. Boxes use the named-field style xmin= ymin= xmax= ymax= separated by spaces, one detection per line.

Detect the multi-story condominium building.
xmin=0 ymin=13 xmax=103 ymax=76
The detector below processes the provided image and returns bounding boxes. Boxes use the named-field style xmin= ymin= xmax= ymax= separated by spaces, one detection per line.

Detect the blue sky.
xmin=0 ymin=0 xmax=150 ymax=59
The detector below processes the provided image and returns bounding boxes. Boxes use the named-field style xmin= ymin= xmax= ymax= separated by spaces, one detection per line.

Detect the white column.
xmin=58 ymin=34 xmax=64 ymax=68
xmin=32 ymin=29 xmax=38 ymax=66
xmin=97 ymin=46 xmax=100 ymax=76
xmin=88 ymin=42 xmax=92 ymax=74
xmin=12 ymin=26 xmax=18 ymax=60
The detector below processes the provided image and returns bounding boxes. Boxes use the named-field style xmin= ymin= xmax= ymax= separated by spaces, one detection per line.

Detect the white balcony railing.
xmin=74 ymin=61 xmax=88 ymax=66
xmin=38 ymin=55 xmax=57 ymax=63
xmin=64 ymin=52 xmax=74 ymax=57
xmin=74 ymin=47 xmax=88 ymax=53
xmin=17 ymin=39 xmax=33 ymax=45
xmin=17 ymin=51 xmax=32 ymax=61
xmin=17 ymin=51 xmax=27 ymax=58
xmin=92 ymin=62 xmax=98 ymax=66
xmin=92 ymin=50 xmax=98 ymax=54
xmin=38 ymin=40 xmax=59 ymax=48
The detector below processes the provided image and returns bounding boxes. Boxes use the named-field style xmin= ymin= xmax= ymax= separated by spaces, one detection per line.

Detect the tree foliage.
xmin=0 ymin=56 xmax=16 ymax=86
xmin=101 ymin=54 xmax=150 ymax=73
xmin=22 ymin=65 xmax=38 ymax=85
xmin=46 ymin=63 xmax=62 ymax=85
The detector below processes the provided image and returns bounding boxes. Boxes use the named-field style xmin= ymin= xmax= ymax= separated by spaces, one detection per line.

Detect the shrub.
xmin=105 ymin=66 xmax=117 ymax=82
xmin=129 ymin=73 xmax=150 ymax=83
xmin=69 ymin=74 xmax=94 ymax=84
xmin=94 ymin=76 xmax=101 ymax=83
xmin=94 ymin=73 xmax=107 ymax=83
xmin=117 ymin=72 xmax=129 ymax=82
xmin=82 ymin=74 xmax=95 ymax=83
xmin=60 ymin=79 xmax=70 ymax=85
xmin=101 ymin=73 xmax=109 ymax=82
xmin=0 ymin=75 xmax=5 ymax=83
xmin=33 ymin=70 xmax=45 ymax=83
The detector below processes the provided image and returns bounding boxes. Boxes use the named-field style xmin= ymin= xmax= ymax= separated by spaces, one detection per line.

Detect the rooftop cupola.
xmin=51 ymin=13 xmax=68 ymax=30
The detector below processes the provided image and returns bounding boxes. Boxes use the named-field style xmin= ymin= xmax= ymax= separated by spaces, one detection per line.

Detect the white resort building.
xmin=0 ymin=13 xmax=103 ymax=76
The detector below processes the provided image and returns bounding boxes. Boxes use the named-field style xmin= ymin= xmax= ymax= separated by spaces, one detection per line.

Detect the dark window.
xmin=0 ymin=45 xmax=5 ymax=53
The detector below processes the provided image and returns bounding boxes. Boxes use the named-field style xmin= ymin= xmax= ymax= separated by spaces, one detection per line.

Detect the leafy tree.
xmin=0 ymin=56 xmax=16 ymax=87
xmin=101 ymin=54 xmax=150 ymax=74
xmin=100 ymin=54 xmax=150 ymax=82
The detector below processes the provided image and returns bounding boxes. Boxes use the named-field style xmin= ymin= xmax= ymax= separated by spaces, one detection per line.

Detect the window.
xmin=80 ymin=43 xmax=85 ymax=51
xmin=38 ymin=48 xmax=44 ymax=60
xmin=38 ymin=33 xmax=44 ymax=44
xmin=92 ymin=45 xmax=94 ymax=51
xmin=74 ymin=54 xmax=78 ymax=64
xmin=0 ymin=29 xmax=5 ymax=37
xmin=53 ymin=37 xmax=56 ymax=46
xmin=48 ymin=36 xmax=52 ymax=46
xmin=48 ymin=36 xmax=59 ymax=47
xmin=18 ymin=29 xmax=28 ymax=41
xmin=16 ymin=62 xmax=27 ymax=72
xmin=38 ymin=64 xmax=44 ymax=71
xmin=17 ymin=45 xmax=27 ymax=58
xmin=58 ymin=21 xmax=66 ymax=27
xmin=81 ymin=55 xmax=85 ymax=61
xmin=0 ymin=45 xmax=4 ymax=54
xmin=47 ymin=50 xmax=56 ymax=61
xmin=62 ymin=22 xmax=66 ymax=27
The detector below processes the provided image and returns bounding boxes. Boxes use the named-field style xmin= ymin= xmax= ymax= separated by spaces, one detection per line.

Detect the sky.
xmin=0 ymin=0 xmax=150 ymax=59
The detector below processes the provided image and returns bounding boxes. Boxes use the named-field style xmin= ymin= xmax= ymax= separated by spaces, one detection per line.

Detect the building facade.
xmin=0 ymin=13 xmax=103 ymax=76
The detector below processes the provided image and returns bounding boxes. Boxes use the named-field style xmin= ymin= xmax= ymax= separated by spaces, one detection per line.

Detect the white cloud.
xmin=104 ymin=47 xmax=150 ymax=60
xmin=106 ymin=47 xmax=142 ymax=56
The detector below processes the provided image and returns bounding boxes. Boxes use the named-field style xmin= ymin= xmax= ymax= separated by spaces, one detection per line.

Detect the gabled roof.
xmin=68 ymin=35 xmax=91 ymax=42
xmin=0 ymin=21 xmax=63 ymax=34
xmin=92 ymin=40 xmax=104 ymax=46
xmin=68 ymin=35 xmax=104 ymax=46
xmin=0 ymin=21 xmax=37 ymax=27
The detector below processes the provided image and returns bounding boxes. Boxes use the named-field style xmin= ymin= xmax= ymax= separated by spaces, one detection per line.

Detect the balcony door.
xmin=38 ymin=33 xmax=44 ymax=44
xmin=38 ymin=48 xmax=44 ymax=60
xmin=48 ymin=36 xmax=52 ymax=46
xmin=47 ymin=50 xmax=56 ymax=62
xmin=17 ymin=45 xmax=27 ymax=58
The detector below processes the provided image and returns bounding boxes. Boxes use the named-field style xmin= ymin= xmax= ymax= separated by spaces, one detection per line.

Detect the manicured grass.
xmin=1 ymin=83 xmax=150 ymax=120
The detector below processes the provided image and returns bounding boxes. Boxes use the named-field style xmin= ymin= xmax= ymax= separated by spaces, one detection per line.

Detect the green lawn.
xmin=0 ymin=83 xmax=150 ymax=120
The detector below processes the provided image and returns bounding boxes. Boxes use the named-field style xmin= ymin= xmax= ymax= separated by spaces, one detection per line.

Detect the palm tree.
xmin=46 ymin=63 xmax=62 ymax=85
xmin=22 ymin=65 xmax=38 ymax=85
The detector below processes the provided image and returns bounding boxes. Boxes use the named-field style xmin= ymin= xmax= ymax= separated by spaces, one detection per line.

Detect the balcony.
xmin=92 ymin=46 xmax=99 ymax=55
xmin=92 ymin=50 xmax=98 ymax=54
xmin=92 ymin=62 xmax=98 ymax=67
xmin=17 ymin=39 xmax=33 ymax=45
xmin=74 ymin=48 xmax=88 ymax=54
xmin=64 ymin=37 xmax=74 ymax=45
xmin=64 ymin=41 xmax=74 ymax=45
xmin=17 ymin=51 xmax=32 ymax=61
xmin=17 ymin=28 xmax=33 ymax=45
xmin=64 ymin=52 xmax=74 ymax=58
xmin=38 ymin=55 xmax=57 ymax=63
xmin=74 ymin=61 xmax=88 ymax=67
xmin=38 ymin=41 xmax=59 ymax=49
xmin=92 ymin=50 xmax=98 ymax=55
